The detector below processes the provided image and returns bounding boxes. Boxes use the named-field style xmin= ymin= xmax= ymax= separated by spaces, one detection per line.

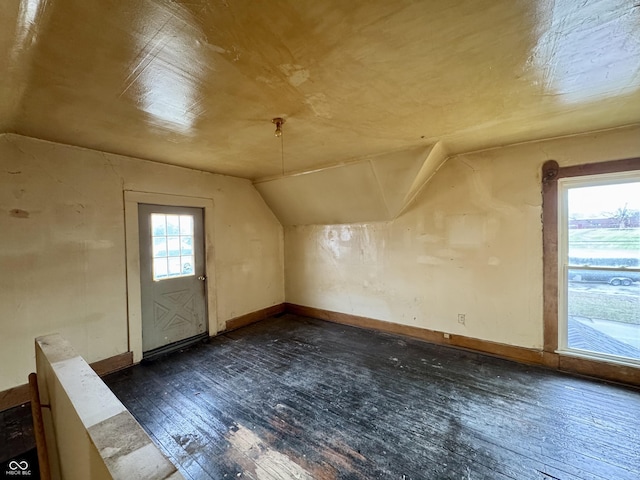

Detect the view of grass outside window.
xmin=564 ymin=180 xmax=640 ymax=363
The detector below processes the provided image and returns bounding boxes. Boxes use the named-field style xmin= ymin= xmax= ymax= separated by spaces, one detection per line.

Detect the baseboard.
xmin=0 ymin=384 xmax=30 ymax=412
xmin=223 ymin=303 xmax=286 ymax=332
xmin=0 ymin=351 xmax=134 ymax=412
xmin=5 ymin=307 xmax=635 ymax=411
xmin=556 ymin=354 xmax=640 ymax=386
xmin=285 ymin=303 xmax=640 ymax=387
xmin=285 ymin=303 xmax=544 ymax=365
xmin=91 ymin=351 xmax=134 ymax=376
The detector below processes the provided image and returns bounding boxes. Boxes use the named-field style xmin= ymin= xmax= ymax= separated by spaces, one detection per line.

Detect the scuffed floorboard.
xmin=104 ymin=314 xmax=640 ymax=480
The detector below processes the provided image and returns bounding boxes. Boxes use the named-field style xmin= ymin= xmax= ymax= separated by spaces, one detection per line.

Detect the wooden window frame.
xmin=542 ymin=157 xmax=640 ymax=384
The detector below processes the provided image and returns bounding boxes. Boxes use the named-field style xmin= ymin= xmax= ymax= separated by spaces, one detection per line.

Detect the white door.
xmin=138 ymin=204 xmax=207 ymax=356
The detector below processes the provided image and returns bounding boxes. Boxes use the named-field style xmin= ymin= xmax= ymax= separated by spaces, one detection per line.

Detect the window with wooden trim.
xmin=543 ymin=158 xmax=640 ymax=368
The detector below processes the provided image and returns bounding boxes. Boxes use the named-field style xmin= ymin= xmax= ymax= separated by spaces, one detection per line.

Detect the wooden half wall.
xmin=35 ymin=334 xmax=184 ymax=480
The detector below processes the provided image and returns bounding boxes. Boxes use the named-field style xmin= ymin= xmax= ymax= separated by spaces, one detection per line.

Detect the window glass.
xmin=180 ymin=215 xmax=193 ymax=235
xmin=152 ymin=237 xmax=167 ymax=258
xmin=151 ymin=214 xmax=166 ymax=236
xmin=154 ymin=258 xmax=168 ymax=279
xmin=150 ymin=213 xmax=195 ymax=281
xmin=166 ymin=215 xmax=180 ymax=235
xmin=563 ymin=179 xmax=640 ymax=362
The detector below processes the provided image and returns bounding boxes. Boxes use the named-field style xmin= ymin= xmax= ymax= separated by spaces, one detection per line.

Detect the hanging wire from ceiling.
xmin=272 ymin=117 xmax=286 ymax=176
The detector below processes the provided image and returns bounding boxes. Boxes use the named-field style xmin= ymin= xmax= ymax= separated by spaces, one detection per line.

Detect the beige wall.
xmin=0 ymin=134 xmax=284 ymax=392
xmin=285 ymin=125 xmax=640 ymax=349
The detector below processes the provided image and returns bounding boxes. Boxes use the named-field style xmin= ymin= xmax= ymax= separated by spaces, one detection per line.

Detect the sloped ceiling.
xmin=1 ymin=0 xmax=639 ymax=181
xmin=255 ymin=142 xmax=448 ymax=225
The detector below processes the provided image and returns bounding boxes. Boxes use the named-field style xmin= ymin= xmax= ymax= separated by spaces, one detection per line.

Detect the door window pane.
xmin=181 ymin=236 xmax=193 ymax=255
xmin=153 ymin=258 xmax=168 ymax=279
xmin=168 ymin=257 xmax=182 ymax=275
xmin=166 ymin=215 xmax=180 ymax=235
xmin=181 ymin=256 xmax=193 ymax=274
xmin=180 ymin=215 xmax=193 ymax=235
xmin=167 ymin=236 xmax=181 ymax=257
xmin=564 ymin=180 xmax=640 ymax=362
xmin=151 ymin=214 xmax=166 ymax=236
xmin=152 ymin=237 xmax=167 ymax=258
xmin=150 ymin=213 xmax=196 ymax=281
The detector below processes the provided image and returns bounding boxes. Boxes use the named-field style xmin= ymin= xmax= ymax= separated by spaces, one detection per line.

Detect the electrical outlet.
xmin=458 ymin=313 xmax=466 ymax=325
xmin=443 ymin=333 xmax=450 ymax=339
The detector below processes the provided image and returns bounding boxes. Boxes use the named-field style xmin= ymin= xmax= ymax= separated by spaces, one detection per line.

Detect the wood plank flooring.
xmin=104 ymin=314 xmax=640 ymax=480
xmin=0 ymin=403 xmax=38 ymax=478
xmin=0 ymin=404 xmax=33 ymax=463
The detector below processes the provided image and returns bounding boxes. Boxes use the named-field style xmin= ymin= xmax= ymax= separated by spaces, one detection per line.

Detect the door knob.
xmin=198 ymin=276 xmax=206 ymax=281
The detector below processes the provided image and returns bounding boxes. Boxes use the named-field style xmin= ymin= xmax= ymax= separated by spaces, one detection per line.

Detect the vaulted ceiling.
xmin=1 ymin=0 xmax=639 ymax=180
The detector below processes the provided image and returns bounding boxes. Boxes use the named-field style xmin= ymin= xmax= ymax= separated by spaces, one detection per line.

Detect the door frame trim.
xmin=124 ymin=190 xmax=218 ymax=363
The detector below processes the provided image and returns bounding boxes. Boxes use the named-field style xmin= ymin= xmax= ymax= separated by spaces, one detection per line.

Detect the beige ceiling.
xmin=1 ymin=0 xmax=639 ymax=180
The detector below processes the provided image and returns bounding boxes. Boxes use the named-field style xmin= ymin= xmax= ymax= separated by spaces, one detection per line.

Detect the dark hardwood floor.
xmin=100 ymin=313 xmax=640 ymax=479
xmin=0 ymin=403 xmax=38 ymax=478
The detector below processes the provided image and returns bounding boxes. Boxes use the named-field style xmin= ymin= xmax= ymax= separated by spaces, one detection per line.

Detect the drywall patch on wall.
xmin=416 ymin=255 xmax=445 ymax=265
xmin=446 ymin=214 xmax=486 ymax=247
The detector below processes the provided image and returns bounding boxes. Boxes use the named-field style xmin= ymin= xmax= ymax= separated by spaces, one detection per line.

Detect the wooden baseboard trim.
xmin=557 ymin=355 xmax=640 ymax=386
xmin=285 ymin=303 xmax=544 ymax=365
xmin=285 ymin=304 xmax=640 ymax=387
xmin=0 ymin=383 xmax=30 ymax=412
xmin=223 ymin=303 xmax=286 ymax=332
xmin=91 ymin=351 xmax=134 ymax=377
xmin=0 ymin=351 xmax=135 ymax=412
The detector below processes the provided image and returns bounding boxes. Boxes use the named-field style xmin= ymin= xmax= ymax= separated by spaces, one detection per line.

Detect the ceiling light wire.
xmin=280 ymin=131 xmax=285 ymax=176
xmin=272 ymin=117 xmax=286 ymax=176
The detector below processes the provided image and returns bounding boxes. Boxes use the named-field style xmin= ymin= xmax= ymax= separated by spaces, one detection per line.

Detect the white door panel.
xmin=139 ymin=204 xmax=207 ymax=354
